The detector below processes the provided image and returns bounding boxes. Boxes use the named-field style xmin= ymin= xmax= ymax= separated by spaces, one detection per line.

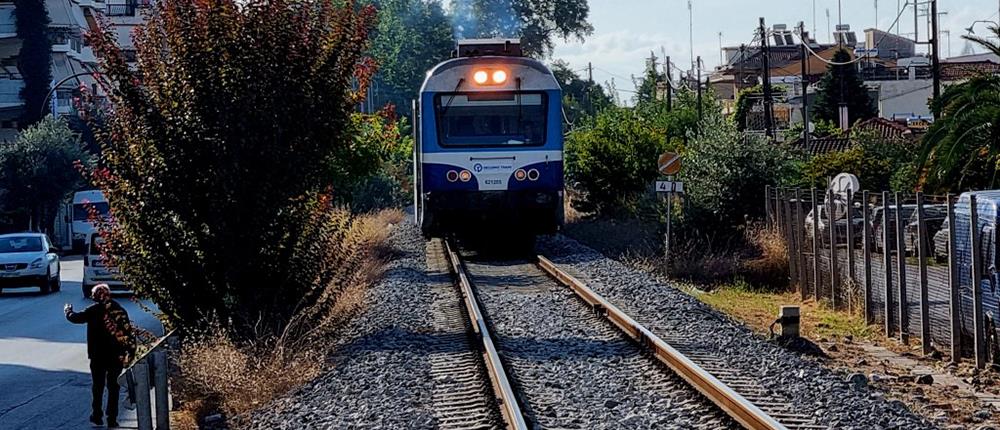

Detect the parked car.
xmin=803 ymin=203 xmax=866 ymax=247
xmin=83 ymin=233 xmax=128 ymax=298
xmin=934 ymin=221 xmax=950 ymax=262
xmin=0 ymin=233 xmax=61 ymax=294
xmin=70 ymin=190 xmax=109 ymax=254
xmin=903 ymin=204 xmax=948 ymax=256
xmin=952 ymin=191 xmax=1000 ymax=363
xmin=872 ymin=204 xmax=918 ymax=253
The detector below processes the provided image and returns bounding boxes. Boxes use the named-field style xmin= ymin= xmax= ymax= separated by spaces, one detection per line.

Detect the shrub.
xmin=799 ymin=131 xmax=915 ymax=191
xmin=0 ymin=116 xmax=90 ymax=231
xmin=172 ymin=209 xmax=403 ymax=422
xmin=343 ymin=108 xmax=413 ymax=212
xmin=565 ymin=106 xmax=669 ymax=214
xmin=681 ymin=114 xmax=796 ymax=234
xmin=84 ymin=0 xmax=378 ymax=338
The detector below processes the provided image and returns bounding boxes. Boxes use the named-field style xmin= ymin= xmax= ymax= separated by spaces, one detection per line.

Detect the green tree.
xmin=0 ymin=116 xmax=89 ymax=232
xmin=565 ymin=106 xmax=668 ymax=214
xmin=368 ymin=0 xmax=453 ymax=114
xmin=813 ymin=49 xmax=876 ymax=127
xmin=451 ymin=0 xmax=592 ymax=56
xmin=550 ymin=59 xmax=611 ymax=126
xmin=681 ymin=113 xmax=796 ymax=232
xmin=14 ymin=0 xmax=53 ymax=128
xmin=85 ymin=0 xmax=377 ymax=338
xmin=799 ymin=131 xmax=915 ymax=191
xmin=917 ymin=26 xmax=1000 ymax=191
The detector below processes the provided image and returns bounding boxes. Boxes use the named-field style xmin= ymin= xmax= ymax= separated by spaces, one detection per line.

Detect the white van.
xmin=70 ymin=190 xmax=109 ymax=253
xmin=83 ymin=233 xmax=127 ymax=297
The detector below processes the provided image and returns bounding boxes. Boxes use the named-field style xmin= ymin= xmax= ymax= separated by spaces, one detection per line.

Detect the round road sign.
xmin=657 ymin=152 xmax=682 ymax=176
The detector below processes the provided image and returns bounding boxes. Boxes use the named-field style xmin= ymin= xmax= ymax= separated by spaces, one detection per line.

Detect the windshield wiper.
xmin=438 ymin=78 xmax=465 ymax=119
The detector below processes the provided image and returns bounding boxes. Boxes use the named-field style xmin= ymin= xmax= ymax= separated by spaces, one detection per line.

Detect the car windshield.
xmin=435 ymin=92 xmax=546 ymax=147
xmin=73 ymin=202 xmax=110 ymax=221
xmin=0 ymin=237 xmax=43 ymax=253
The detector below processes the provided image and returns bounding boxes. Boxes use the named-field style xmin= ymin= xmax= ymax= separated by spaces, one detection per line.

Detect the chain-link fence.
xmin=766 ymin=186 xmax=1000 ymax=368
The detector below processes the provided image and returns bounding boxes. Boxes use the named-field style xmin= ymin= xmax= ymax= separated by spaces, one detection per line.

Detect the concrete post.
xmin=947 ymin=194 xmax=961 ymax=363
xmin=916 ymin=192 xmax=932 ymax=355
xmin=134 ymin=361 xmax=153 ymax=430
xmin=153 ymin=351 xmax=170 ymax=430
xmin=895 ymin=192 xmax=909 ymax=344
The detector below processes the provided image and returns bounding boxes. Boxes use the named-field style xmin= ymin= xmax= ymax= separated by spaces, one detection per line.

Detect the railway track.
xmin=437 ymin=239 xmax=830 ymax=430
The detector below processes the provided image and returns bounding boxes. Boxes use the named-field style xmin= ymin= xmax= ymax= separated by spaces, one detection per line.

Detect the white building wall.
xmin=868 ymin=79 xmax=933 ymax=119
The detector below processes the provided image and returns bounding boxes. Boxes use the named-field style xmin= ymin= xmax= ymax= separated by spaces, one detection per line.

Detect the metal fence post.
xmin=828 ymin=188 xmax=839 ymax=308
xmin=796 ymin=188 xmax=808 ymax=298
xmin=134 ymin=360 xmax=153 ymax=430
xmin=947 ymin=194 xmax=961 ymax=363
xmin=895 ymin=192 xmax=909 ymax=344
xmin=153 ymin=350 xmax=170 ymax=430
xmin=783 ymin=189 xmax=798 ymax=288
xmin=883 ymin=191 xmax=894 ymax=336
xmin=862 ymin=190 xmax=873 ymax=325
xmin=846 ymin=189 xmax=856 ymax=313
xmin=916 ymin=192 xmax=931 ymax=355
xmin=970 ymin=195 xmax=986 ymax=369
xmin=812 ymin=188 xmax=821 ymax=299
xmin=765 ymin=185 xmax=773 ymax=225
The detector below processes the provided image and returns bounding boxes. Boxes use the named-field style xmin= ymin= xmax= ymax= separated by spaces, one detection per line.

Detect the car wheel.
xmin=40 ymin=270 xmax=51 ymax=294
xmin=50 ymin=274 xmax=61 ymax=292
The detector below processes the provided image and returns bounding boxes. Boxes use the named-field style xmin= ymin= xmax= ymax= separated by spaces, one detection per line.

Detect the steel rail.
xmin=444 ymin=241 xmax=528 ymax=430
xmin=537 ymin=256 xmax=787 ymax=430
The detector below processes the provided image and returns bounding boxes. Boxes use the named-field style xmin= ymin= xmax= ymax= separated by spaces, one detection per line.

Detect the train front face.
xmin=417 ymin=56 xmax=564 ymax=238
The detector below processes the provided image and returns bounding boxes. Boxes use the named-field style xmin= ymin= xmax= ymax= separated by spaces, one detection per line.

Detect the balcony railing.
xmin=106 ymin=3 xmax=136 ymax=16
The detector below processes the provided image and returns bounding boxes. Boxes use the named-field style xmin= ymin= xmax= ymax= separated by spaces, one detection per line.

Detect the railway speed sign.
xmin=657 ymin=152 xmax=682 ymax=176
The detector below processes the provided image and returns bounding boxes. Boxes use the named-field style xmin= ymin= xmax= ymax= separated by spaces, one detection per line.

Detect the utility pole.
xmin=696 ymin=56 xmax=703 ymax=120
xmin=800 ymin=21 xmax=811 ymax=149
xmin=586 ymin=62 xmax=593 ymax=113
xmin=737 ymin=45 xmax=745 ymax=93
xmin=930 ymin=0 xmax=941 ymax=111
xmin=914 ymin=0 xmax=919 ymax=45
xmin=760 ymin=17 xmax=775 ymax=138
xmin=666 ymin=56 xmax=673 ymax=111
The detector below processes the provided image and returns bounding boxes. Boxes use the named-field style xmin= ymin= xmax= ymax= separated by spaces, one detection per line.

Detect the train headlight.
xmin=492 ymin=70 xmax=508 ymax=84
xmin=459 ymin=170 xmax=473 ymax=182
xmin=446 ymin=170 xmax=459 ymax=182
xmin=473 ymin=70 xmax=489 ymax=85
xmin=527 ymin=169 xmax=540 ymax=181
xmin=514 ymin=169 xmax=527 ymax=181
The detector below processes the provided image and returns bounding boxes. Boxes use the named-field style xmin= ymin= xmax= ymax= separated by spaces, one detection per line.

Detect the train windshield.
xmin=435 ymin=92 xmax=546 ymax=147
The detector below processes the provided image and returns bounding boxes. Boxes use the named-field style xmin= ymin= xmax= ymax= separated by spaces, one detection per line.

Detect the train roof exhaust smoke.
xmin=450 ymin=0 xmax=522 ymax=41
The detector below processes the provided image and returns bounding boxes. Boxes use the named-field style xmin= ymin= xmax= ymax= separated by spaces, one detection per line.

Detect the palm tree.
xmin=918 ymin=26 xmax=1000 ymax=191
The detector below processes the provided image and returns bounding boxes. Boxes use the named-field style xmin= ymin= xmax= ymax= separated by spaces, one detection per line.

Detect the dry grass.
xmin=170 ymin=208 xmax=404 ymax=428
xmin=737 ymin=223 xmax=790 ymax=290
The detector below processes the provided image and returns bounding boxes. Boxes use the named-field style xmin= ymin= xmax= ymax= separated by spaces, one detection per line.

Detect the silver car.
xmin=0 ymin=233 xmax=61 ymax=294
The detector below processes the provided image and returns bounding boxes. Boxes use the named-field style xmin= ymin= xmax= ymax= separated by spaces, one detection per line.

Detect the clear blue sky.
xmin=552 ymin=0 xmax=1000 ymax=102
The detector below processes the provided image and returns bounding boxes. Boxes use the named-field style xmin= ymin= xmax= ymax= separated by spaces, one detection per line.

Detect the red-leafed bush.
xmin=84 ymin=0 xmax=379 ymax=338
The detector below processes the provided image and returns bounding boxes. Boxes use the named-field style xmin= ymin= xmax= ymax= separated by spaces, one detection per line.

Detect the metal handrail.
xmin=537 ymin=256 xmax=786 ymax=430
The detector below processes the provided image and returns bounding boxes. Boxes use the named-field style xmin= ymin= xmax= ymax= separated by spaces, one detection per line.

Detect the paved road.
xmin=0 ymin=256 xmax=163 ymax=430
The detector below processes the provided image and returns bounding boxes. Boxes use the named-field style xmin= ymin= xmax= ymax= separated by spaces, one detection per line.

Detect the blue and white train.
xmin=413 ymin=39 xmax=563 ymax=240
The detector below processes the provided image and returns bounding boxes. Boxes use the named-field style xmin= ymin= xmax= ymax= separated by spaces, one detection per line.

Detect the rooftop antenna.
xmin=826 ymin=8 xmax=832 ymax=44
xmin=718 ymin=31 xmax=724 ymax=65
xmin=813 ymin=0 xmax=817 ymax=37
xmin=688 ymin=0 xmax=695 ymax=75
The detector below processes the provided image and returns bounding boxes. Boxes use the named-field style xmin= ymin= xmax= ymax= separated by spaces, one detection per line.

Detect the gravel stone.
xmin=247 ymin=222 xmax=499 ymax=429
xmin=539 ymin=234 xmax=938 ymax=430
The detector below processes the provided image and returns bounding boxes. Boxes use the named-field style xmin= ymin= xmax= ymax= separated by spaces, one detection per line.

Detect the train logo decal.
xmin=474 ymin=163 xmax=484 ymax=173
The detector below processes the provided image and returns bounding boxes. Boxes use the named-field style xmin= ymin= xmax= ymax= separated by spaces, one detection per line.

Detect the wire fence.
xmin=765 ymin=186 xmax=999 ymax=368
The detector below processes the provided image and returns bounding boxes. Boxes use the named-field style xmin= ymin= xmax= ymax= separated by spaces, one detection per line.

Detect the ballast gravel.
xmin=247 ymin=223 xmax=499 ymax=430
xmin=464 ymin=257 xmax=737 ymax=429
xmin=539 ymin=234 xmax=939 ymax=430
